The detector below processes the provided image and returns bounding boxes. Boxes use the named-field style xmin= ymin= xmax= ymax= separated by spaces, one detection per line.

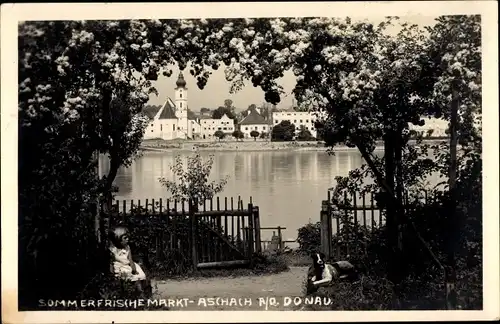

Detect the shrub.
xmin=297 ymin=222 xmax=321 ymax=255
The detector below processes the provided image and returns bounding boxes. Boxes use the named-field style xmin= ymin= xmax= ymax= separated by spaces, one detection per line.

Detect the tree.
xmin=18 ymin=20 xmax=176 ymax=305
xmin=17 ymin=18 xmax=282 ymax=306
xmin=211 ymin=106 xmax=236 ymax=119
xmin=204 ymin=17 xmax=478 ymax=306
xmin=224 ymin=99 xmax=234 ymax=110
xmin=232 ymin=130 xmax=244 ymax=141
xmin=272 ymin=120 xmax=295 ymax=141
xmin=297 ymin=125 xmax=314 ymax=141
xmin=260 ymin=132 xmax=268 ymax=139
xmin=159 ymin=154 xmax=228 ymax=207
xmin=250 ymin=130 xmax=260 ymax=141
xmin=426 ymin=15 xmax=481 ymax=310
xmin=242 ymin=104 xmax=258 ymax=118
xmin=214 ymin=130 xmax=225 ymax=141
xmin=200 ymin=107 xmax=211 ymax=114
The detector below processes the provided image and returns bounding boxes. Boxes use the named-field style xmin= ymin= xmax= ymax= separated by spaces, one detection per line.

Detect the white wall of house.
xmin=272 ymin=111 xmax=318 ymax=138
xmin=200 ymin=114 xmax=235 ymax=139
xmin=144 ymin=119 xmax=180 ymax=140
xmin=190 ymin=119 xmax=202 ymax=138
xmin=240 ymin=124 xmax=269 ymax=138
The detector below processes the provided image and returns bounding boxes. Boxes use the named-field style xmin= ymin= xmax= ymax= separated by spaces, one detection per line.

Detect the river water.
xmin=100 ymin=149 xmax=438 ymax=242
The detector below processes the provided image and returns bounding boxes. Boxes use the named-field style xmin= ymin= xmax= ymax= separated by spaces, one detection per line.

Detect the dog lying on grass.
xmin=306 ymin=252 xmax=359 ymax=295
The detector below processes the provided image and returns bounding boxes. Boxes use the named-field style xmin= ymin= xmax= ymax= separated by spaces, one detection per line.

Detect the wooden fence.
xmin=100 ymin=196 xmax=261 ymax=269
xmin=320 ymin=186 xmax=430 ymax=260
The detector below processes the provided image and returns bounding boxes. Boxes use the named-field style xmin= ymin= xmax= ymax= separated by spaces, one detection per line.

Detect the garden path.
xmin=154 ymin=266 xmax=310 ymax=311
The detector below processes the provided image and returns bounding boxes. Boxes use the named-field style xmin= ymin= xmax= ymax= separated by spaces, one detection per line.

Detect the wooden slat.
xmin=197 ymin=260 xmax=249 ymax=269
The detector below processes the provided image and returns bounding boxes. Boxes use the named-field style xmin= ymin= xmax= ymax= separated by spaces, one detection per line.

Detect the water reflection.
xmin=102 ymin=149 xmax=437 ymax=241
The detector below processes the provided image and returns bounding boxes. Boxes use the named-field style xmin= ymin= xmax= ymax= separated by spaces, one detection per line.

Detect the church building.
xmin=143 ymin=73 xmax=201 ymax=140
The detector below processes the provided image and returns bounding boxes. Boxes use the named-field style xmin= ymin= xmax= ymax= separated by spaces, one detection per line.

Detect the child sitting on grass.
xmin=108 ymin=226 xmax=149 ymax=298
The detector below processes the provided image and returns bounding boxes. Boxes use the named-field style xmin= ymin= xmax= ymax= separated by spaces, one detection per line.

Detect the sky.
xmin=147 ymin=15 xmax=439 ymax=112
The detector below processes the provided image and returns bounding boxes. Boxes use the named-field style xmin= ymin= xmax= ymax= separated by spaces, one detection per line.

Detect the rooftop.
xmin=158 ymin=98 xmax=177 ymax=119
xmin=239 ymin=110 xmax=269 ymax=125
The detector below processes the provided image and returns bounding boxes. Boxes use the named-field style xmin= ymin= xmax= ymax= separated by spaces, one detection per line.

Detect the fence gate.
xmin=320 ymin=186 xmax=429 ymax=261
xmin=102 ymin=196 xmax=261 ymax=270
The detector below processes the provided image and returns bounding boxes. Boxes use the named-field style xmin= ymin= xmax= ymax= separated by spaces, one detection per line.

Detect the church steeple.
xmin=176 ymin=72 xmax=187 ymax=88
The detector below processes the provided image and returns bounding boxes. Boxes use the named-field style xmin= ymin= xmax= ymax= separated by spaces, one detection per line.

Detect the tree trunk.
xmin=445 ymin=86 xmax=460 ymax=310
xmin=383 ymin=131 xmax=402 ymax=307
xmin=394 ymin=129 xmax=405 ymax=257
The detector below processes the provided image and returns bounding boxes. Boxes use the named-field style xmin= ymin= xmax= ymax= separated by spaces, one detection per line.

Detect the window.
xmin=151 ymin=129 xmax=153 ymax=132
xmin=160 ymin=124 xmax=163 ymax=131
xmin=294 ymin=120 xmax=297 ymax=123
xmin=306 ymin=119 xmax=309 ymax=123
xmin=150 ymin=123 xmax=154 ymax=127
xmin=275 ymin=120 xmax=279 ymax=124
xmin=218 ymin=127 xmax=222 ymax=130
xmin=223 ymin=127 xmax=227 ymax=130
xmin=179 ymin=102 xmax=182 ymax=108
xmin=172 ymin=124 xmax=175 ymax=131
xmin=300 ymin=120 xmax=303 ymax=123
xmin=177 ymin=127 xmax=180 ymax=130
xmin=192 ymin=128 xmax=195 ymax=132
xmin=180 ymin=93 xmax=182 ymax=98
xmin=245 ymin=127 xmax=248 ymax=130
xmin=263 ymin=126 xmax=266 ymax=130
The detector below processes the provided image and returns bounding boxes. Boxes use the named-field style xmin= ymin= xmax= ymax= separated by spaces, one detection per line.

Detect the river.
xmin=100 ymin=149 xmax=438 ymax=243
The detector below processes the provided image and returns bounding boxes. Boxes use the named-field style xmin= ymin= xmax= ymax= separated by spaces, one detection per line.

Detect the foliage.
xmin=214 ymin=130 xmax=226 ymax=141
xmin=271 ymin=120 xmax=295 ymax=141
xmin=297 ymin=222 xmax=322 ymax=255
xmin=200 ymin=107 xmax=211 ymax=114
xmin=159 ymin=153 xmax=228 ymax=205
xmin=250 ymin=130 xmax=260 ymax=140
xmin=242 ymin=103 xmax=258 ymax=118
xmin=211 ymin=106 xmax=236 ymax=120
xmin=296 ymin=125 xmax=315 ymax=141
xmin=260 ymin=132 xmax=268 ymax=139
xmin=232 ymin=129 xmax=245 ymax=141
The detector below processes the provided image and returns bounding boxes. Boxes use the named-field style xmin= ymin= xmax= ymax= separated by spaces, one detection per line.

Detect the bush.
xmin=297 ymin=222 xmax=321 ymax=255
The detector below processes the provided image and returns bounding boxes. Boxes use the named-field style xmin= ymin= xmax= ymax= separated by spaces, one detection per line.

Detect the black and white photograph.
xmin=1 ymin=1 xmax=499 ymax=323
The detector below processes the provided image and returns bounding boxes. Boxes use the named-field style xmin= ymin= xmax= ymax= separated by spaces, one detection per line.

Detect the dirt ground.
xmin=153 ymin=266 xmax=311 ymax=311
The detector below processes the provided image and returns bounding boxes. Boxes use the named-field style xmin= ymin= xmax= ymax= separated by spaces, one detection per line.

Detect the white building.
xmin=199 ymin=113 xmax=236 ymax=139
xmin=143 ymin=73 xmax=201 ymax=140
xmin=239 ymin=110 xmax=270 ymax=138
xmin=272 ymin=110 xmax=317 ymax=138
xmin=409 ymin=117 xmax=449 ymax=137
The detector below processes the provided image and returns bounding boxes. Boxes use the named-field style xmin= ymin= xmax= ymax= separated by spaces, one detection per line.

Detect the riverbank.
xmin=140 ymin=139 xmax=373 ymax=153
xmin=140 ymin=138 xmax=448 ymax=153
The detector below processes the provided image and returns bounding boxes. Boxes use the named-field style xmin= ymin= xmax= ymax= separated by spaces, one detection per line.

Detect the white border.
xmin=1 ymin=1 xmax=499 ymax=323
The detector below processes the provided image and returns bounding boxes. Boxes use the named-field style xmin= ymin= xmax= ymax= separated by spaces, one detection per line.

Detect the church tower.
xmin=174 ymin=72 xmax=189 ymax=139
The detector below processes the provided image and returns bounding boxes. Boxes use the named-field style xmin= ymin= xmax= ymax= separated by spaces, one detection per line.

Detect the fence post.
xmin=253 ymin=206 xmax=262 ymax=254
xmin=247 ymin=203 xmax=255 ymax=267
xmin=320 ymin=200 xmax=332 ymax=259
xmin=277 ymin=226 xmax=283 ymax=252
xmin=189 ymin=200 xmax=198 ymax=269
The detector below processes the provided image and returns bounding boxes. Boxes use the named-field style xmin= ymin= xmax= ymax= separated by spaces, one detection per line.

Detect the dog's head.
xmin=311 ymin=252 xmax=326 ymax=270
